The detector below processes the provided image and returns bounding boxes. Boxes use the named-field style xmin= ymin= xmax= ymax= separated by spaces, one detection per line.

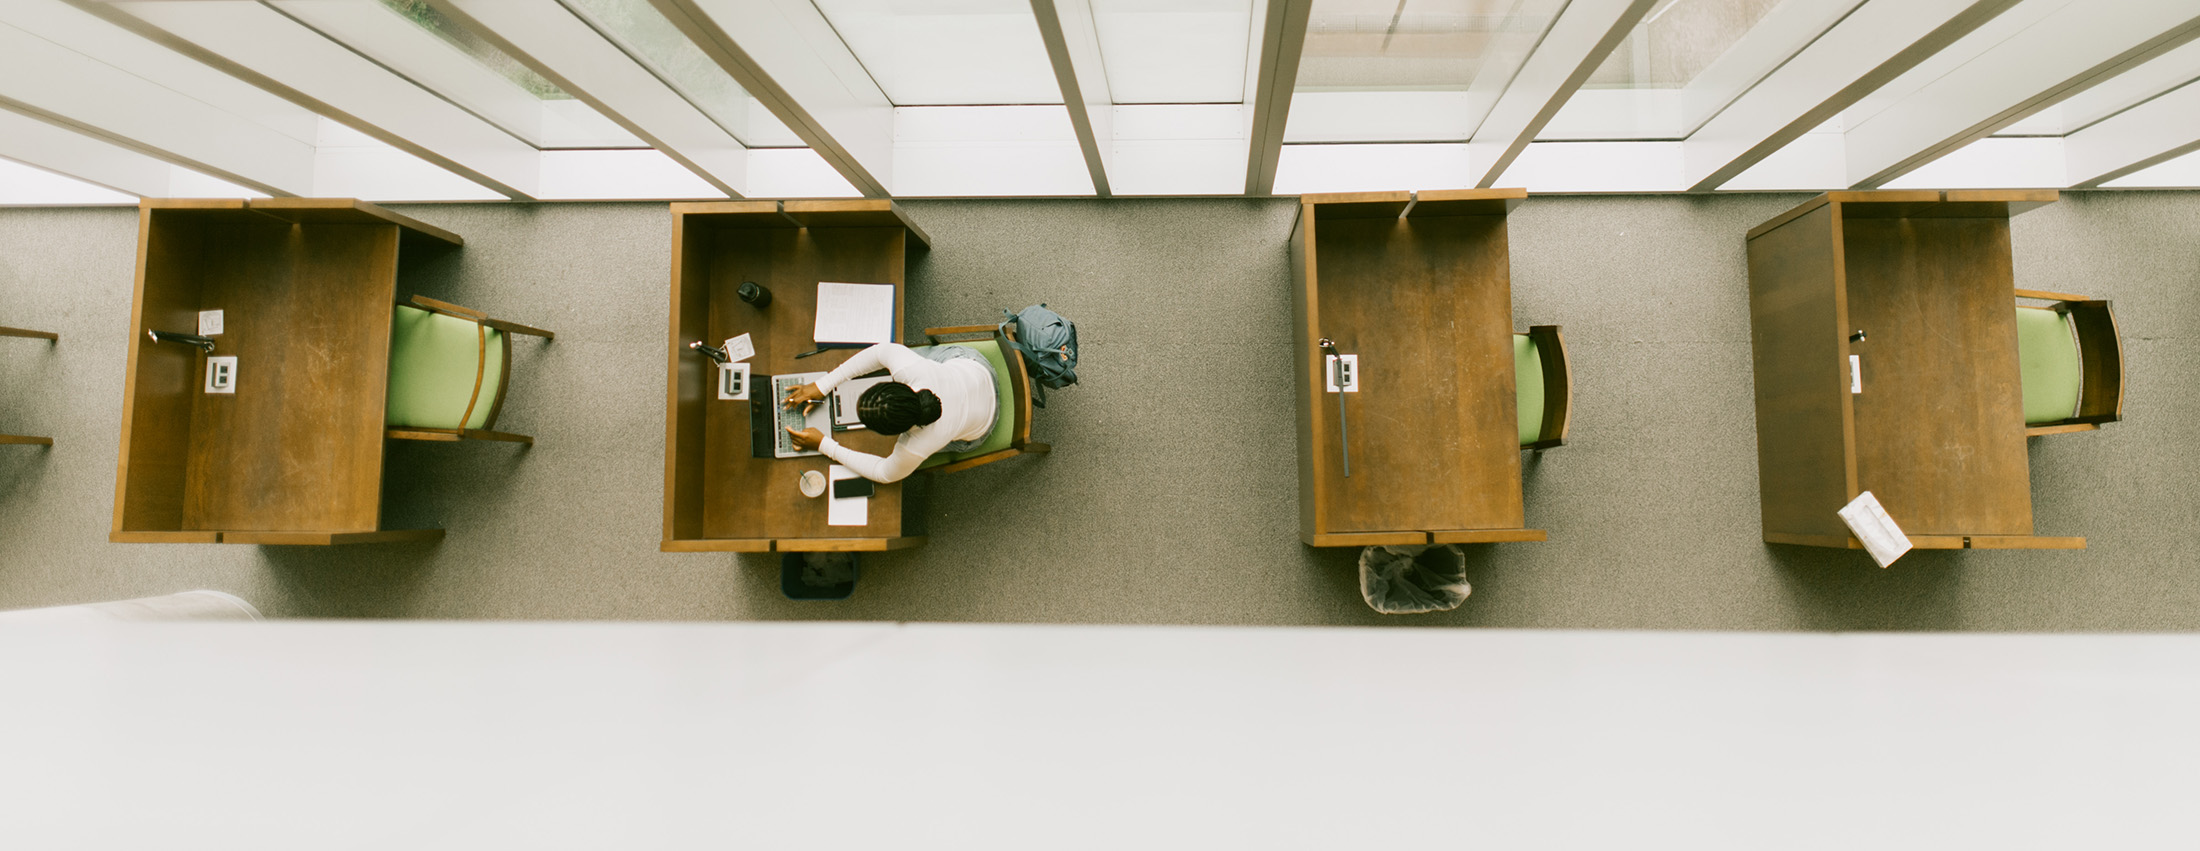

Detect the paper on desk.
xmin=723 ymin=333 xmax=755 ymax=363
xmin=827 ymin=465 xmax=868 ymax=526
xmin=1837 ymin=490 xmax=1912 ymax=568
xmin=814 ymin=282 xmax=895 ymax=345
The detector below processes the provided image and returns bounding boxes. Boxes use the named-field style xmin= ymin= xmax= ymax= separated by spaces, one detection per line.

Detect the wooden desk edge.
xmin=246 ymin=198 xmax=464 ymax=248
xmin=1299 ymin=191 xmax=1412 ymax=206
xmin=1306 ymin=531 xmax=1429 ymax=548
xmin=1765 ymin=532 xmax=2085 ymax=551
xmin=221 ymin=529 xmax=445 ymax=546
xmin=1749 ymin=190 xmax=2057 ymax=240
xmin=777 ymin=536 xmax=926 ymax=553
xmin=1430 ymin=528 xmax=1547 ymax=544
xmin=111 ymin=531 xmax=221 ymax=544
xmin=662 ymin=538 xmax=774 ymax=554
xmin=783 ymin=199 xmax=932 ymax=249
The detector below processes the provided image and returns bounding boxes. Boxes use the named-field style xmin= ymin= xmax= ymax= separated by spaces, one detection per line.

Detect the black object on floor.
xmin=782 ymin=552 xmax=858 ymax=600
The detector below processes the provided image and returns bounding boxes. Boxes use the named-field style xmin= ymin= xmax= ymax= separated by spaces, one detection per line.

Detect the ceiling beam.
xmin=1030 ymin=0 xmax=1111 ymax=196
xmin=72 ymin=0 xmax=538 ymax=199
xmin=1243 ymin=0 xmax=1312 ymax=195
xmin=645 ymin=0 xmax=892 ymax=197
xmin=2068 ymin=78 xmax=2200 ymax=187
xmin=0 ymin=108 xmax=175 ymax=198
xmin=1682 ymin=0 xmax=2023 ymax=192
xmin=426 ymin=0 xmax=746 ymax=198
xmin=1846 ymin=1 xmax=2200 ymax=189
xmin=1467 ymin=0 xmax=1657 ymax=188
xmin=0 ymin=12 xmax=312 ymax=196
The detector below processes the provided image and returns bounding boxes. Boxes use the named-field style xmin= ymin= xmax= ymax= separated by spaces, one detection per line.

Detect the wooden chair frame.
xmin=1520 ymin=324 xmax=1571 ymax=450
xmin=918 ymin=322 xmax=1050 ymax=475
xmin=2 ymin=325 xmax=57 ymax=445
xmin=385 ymin=295 xmax=553 ymax=445
xmin=2016 ymin=289 xmax=2122 ymax=437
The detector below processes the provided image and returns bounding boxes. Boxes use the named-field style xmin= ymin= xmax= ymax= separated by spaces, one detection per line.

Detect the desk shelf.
xmin=1291 ymin=189 xmax=1547 ymax=548
xmin=662 ymin=199 xmax=929 ymax=554
xmin=110 ymin=199 xmax=459 ymax=546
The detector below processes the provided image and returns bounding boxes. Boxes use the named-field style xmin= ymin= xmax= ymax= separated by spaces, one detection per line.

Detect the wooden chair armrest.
xmin=404 ymin=294 xmax=486 ymax=321
xmin=483 ymin=317 xmax=555 ymax=340
xmin=0 ymin=326 xmax=58 ymax=341
xmin=2016 ymin=288 xmax=2089 ymax=303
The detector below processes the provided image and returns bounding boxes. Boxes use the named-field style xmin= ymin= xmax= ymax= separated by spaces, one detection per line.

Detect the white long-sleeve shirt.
xmin=813 ymin=343 xmax=997 ymax=483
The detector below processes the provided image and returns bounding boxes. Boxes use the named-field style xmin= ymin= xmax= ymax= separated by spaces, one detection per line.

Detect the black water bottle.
xmin=737 ymin=280 xmax=772 ymax=308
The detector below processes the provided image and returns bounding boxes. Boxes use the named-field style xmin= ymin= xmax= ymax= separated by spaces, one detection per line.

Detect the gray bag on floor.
xmin=1358 ymin=544 xmax=1471 ymax=614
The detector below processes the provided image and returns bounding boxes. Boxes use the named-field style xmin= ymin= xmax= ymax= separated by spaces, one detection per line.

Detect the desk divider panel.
xmin=1295 ymin=190 xmax=1529 ymax=544
xmin=1745 ymin=203 xmax=1859 ymax=542
xmin=1745 ymin=190 xmax=2072 ymax=551
xmin=114 ymin=199 xmax=446 ymax=543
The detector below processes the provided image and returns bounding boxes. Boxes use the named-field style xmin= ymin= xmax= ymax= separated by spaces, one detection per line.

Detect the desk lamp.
xmin=1318 ymin=337 xmax=1349 ymax=477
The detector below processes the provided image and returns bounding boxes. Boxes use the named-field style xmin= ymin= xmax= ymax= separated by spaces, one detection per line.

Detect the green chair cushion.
xmin=1513 ymin=333 xmax=1545 ymax=447
xmin=916 ymin=339 xmax=1017 ymax=469
xmin=387 ymin=304 xmax=505 ymax=430
xmin=2015 ymin=306 xmax=2081 ymax=425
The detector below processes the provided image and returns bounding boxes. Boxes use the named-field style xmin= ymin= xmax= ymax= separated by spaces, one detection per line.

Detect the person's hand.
xmin=782 ymin=382 xmax=826 ymax=413
xmin=785 ymin=427 xmax=823 ymax=451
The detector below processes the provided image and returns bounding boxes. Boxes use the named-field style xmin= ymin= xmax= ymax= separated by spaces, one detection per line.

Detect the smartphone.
xmin=832 ymin=477 xmax=875 ymax=499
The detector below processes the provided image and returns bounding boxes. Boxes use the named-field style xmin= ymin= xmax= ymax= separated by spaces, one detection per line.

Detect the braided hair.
xmin=856 ymin=381 xmax=942 ymax=435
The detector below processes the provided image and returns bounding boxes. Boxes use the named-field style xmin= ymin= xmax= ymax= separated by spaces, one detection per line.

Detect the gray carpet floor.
xmin=2 ymin=191 xmax=2197 ymax=629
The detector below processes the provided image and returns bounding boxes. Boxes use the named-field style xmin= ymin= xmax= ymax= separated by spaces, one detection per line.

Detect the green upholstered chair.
xmin=385 ymin=295 xmax=553 ymax=445
xmin=1512 ymin=325 xmax=1571 ymax=450
xmin=912 ymin=322 xmax=1048 ymax=475
xmin=1 ymin=325 xmax=57 ymax=446
xmin=2015 ymin=289 xmax=2122 ymax=437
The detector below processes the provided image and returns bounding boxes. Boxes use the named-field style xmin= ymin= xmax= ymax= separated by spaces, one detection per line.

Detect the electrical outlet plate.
xmin=1849 ymin=354 xmax=1861 ymax=394
xmin=198 ymin=309 xmax=223 ymax=336
xmin=1324 ymin=354 xmax=1359 ymax=393
xmin=718 ymin=362 xmax=751 ymax=401
xmin=205 ymin=356 xmax=237 ymax=394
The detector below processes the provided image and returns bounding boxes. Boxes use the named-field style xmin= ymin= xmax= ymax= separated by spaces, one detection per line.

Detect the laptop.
xmin=750 ymin=373 xmax=897 ymax=459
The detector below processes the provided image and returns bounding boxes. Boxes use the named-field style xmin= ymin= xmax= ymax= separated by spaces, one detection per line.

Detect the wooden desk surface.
xmin=1746 ymin=190 xmax=2075 ymax=550
xmin=663 ymin=200 xmax=923 ymax=553
xmin=111 ymin=198 xmax=453 ymax=545
xmin=1291 ymin=189 xmax=1540 ymax=547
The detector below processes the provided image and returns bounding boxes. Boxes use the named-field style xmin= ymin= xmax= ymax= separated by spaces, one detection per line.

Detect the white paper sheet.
xmin=827 ymin=465 xmax=868 ymax=526
xmin=813 ymin=282 xmax=895 ymax=345
xmin=723 ymin=333 xmax=755 ymax=363
xmin=1837 ymin=490 xmax=1912 ymax=568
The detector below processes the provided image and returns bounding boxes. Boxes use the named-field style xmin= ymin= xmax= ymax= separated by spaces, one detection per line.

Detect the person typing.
xmin=782 ymin=343 xmax=998 ymax=483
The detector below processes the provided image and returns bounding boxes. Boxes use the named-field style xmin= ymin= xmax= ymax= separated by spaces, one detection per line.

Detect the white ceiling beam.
xmin=424 ymin=0 xmax=745 ymax=198
xmin=1243 ymin=0 xmax=1312 ymax=195
xmin=1030 ymin=0 xmax=1111 ymax=197
xmin=75 ymin=0 xmax=540 ymax=199
xmin=1846 ymin=1 xmax=2200 ymax=189
xmin=0 ymin=109 xmax=173 ymax=198
xmin=645 ymin=0 xmax=893 ymax=197
xmin=1465 ymin=0 xmax=1657 ymax=188
xmin=2067 ymin=78 xmax=2200 ymax=187
xmin=1683 ymin=0 xmax=2023 ymax=192
xmin=0 ymin=13 xmax=314 ymax=196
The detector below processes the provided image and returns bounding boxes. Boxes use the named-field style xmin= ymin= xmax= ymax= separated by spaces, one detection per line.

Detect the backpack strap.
xmin=1000 ymin=309 xmax=1048 ymax=408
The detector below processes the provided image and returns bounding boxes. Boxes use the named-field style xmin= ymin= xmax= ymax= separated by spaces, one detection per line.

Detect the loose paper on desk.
xmin=827 ymin=465 xmax=868 ymax=526
xmin=723 ymin=333 xmax=755 ymax=363
xmin=814 ymin=282 xmax=895 ymax=345
xmin=1838 ymin=490 xmax=1912 ymax=568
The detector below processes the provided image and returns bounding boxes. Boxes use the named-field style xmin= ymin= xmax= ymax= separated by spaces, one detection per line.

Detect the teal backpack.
xmin=1001 ymin=304 xmax=1077 ymax=408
